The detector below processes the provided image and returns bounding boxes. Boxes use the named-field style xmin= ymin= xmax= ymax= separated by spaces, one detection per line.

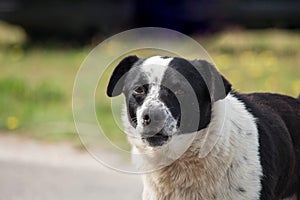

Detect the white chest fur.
xmin=124 ymin=94 xmax=263 ymax=200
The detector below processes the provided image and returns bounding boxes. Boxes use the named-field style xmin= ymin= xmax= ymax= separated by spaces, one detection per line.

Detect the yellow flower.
xmin=6 ymin=116 xmax=19 ymax=130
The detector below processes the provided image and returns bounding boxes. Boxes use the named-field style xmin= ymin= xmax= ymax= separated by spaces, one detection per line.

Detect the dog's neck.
xmin=142 ymin=144 xmax=234 ymax=200
xmin=138 ymin=94 xmax=262 ymax=200
xmin=142 ymin=106 xmax=235 ymax=200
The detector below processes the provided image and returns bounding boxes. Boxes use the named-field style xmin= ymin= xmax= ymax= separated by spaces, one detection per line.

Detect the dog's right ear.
xmin=106 ymin=55 xmax=139 ymax=97
xmin=190 ymin=59 xmax=232 ymax=102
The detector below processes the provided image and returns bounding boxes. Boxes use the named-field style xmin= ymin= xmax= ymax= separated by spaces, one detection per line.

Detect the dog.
xmin=106 ymin=55 xmax=300 ymax=200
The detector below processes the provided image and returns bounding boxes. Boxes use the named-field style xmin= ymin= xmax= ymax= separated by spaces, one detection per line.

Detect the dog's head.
xmin=107 ymin=56 xmax=231 ymax=148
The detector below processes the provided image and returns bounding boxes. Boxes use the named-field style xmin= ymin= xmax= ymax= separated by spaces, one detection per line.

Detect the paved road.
xmin=0 ymin=135 xmax=142 ymax=200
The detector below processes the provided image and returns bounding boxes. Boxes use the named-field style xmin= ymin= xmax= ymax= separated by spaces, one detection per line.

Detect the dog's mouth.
xmin=142 ymin=131 xmax=171 ymax=147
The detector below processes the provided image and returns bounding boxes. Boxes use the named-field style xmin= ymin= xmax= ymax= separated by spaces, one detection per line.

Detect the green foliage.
xmin=0 ymin=77 xmax=27 ymax=98
xmin=32 ymin=82 xmax=64 ymax=103
xmin=200 ymin=30 xmax=300 ymax=96
xmin=0 ymin=76 xmax=66 ymax=132
xmin=0 ymin=77 xmax=64 ymax=103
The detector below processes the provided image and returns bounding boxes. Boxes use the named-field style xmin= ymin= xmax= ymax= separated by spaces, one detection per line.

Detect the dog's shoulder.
xmin=231 ymin=92 xmax=299 ymax=199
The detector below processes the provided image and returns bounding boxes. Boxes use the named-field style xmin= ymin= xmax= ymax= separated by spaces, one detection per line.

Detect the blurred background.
xmin=0 ymin=0 xmax=299 ymax=199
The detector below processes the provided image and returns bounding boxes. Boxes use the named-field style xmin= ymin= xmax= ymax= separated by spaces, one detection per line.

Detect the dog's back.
xmin=236 ymin=93 xmax=300 ymax=199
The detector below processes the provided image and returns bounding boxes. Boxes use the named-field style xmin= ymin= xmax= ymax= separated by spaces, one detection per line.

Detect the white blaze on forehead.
xmin=141 ymin=56 xmax=173 ymax=84
xmin=136 ymin=56 xmax=176 ymax=133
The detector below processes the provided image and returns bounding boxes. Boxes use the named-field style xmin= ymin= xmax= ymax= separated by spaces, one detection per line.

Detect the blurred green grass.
xmin=0 ymin=23 xmax=299 ymax=149
xmin=204 ymin=29 xmax=300 ymax=96
xmin=0 ymin=45 xmax=88 ymax=147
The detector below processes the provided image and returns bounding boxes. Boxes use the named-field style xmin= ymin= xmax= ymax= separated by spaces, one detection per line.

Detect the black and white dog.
xmin=107 ymin=55 xmax=300 ymax=200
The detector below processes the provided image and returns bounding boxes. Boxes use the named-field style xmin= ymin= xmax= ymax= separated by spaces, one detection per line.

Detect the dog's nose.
xmin=141 ymin=108 xmax=166 ymax=130
xmin=142 ymin=114 xmax=151 ymax=126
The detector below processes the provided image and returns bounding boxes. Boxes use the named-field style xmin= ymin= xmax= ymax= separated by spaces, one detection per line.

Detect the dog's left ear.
xmin=190 ymin=59 xmax=232 ymax=102
xmin=107 ymin=55 xmax=139 ymax=97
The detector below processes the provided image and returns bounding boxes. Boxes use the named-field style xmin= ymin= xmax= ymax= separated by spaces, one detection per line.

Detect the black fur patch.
xmin=233 ymin=92 xmax=300 ymax=199
xmin=106 ymin=55 xmax=139 ymax=97
xmin=159 ymin=57 xmax=232 ymax=133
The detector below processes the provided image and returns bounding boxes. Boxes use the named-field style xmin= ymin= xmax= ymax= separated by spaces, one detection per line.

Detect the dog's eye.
xmin=133 ymin=86 xmax=145 ymax=95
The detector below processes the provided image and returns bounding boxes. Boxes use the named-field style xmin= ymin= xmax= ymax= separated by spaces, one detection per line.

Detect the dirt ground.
xmin=0 ymin=135 xmax=142 ymax=200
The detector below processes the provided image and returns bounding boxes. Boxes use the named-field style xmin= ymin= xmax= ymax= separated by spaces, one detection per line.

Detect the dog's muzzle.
xmin=140 ymin=108 xmax=170 ymax=146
